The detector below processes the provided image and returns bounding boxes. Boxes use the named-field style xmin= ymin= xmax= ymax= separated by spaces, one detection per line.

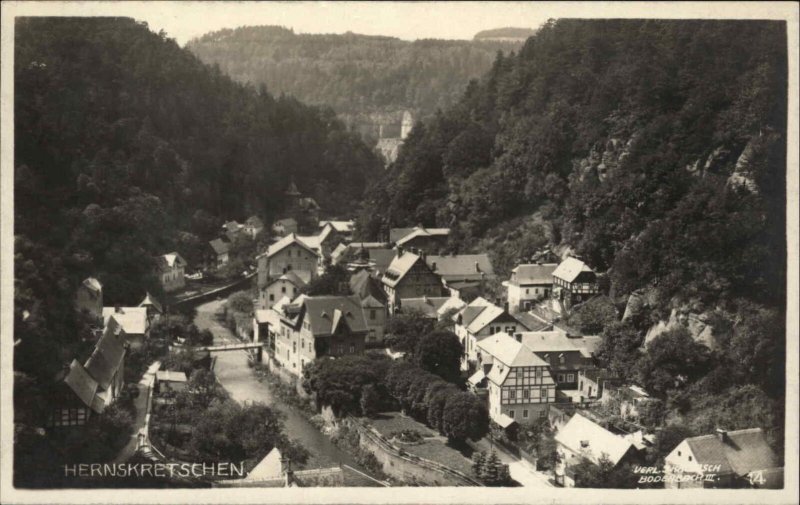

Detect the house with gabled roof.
xmin=552 ymin=257 xmax=598 ymax=311
xmin=260 ymin=271 xmax=307 ymax=309
xmin=381 ymin=249 xmax=445 ymax=313
xmin=506 ymin=263 xmax=558 ymax=313
xmin=272 ymin=217 xmax=298 ymax=237
xmin=75 ymin=277 xmax=103 ymax=323
xmin=244 ymin=216 xmax=265 ymax=239
xmin=392 ymin=226 xmax=450 ymax=253
xmin=349 ymin=270 xmax=388 ymax=343
xmin=49 ymin=319 xmax=128 ymax=429
xmin=664 ymin=428 xmax=781 ymax=489
xmin=518 ymin=330 xmax=596 ymax=393
xmin=454 ymin=297 xmax=535 ymax=372
xmin=139 ymin=292 xmax=163 ymax=323
xmin=472 ymin=332 xmax=557 ymax=427
xmin=425 ymin=253 xmax=495 ymax=300
xmin=274 ymin=295 xmax=369 ymax=377
xmin=208 ymin=238 xmax=231 ymax=270
xmin=102 ymin=306 xmax=149 ymax=349
xmin=319 ymin=220 xmax=355 ymax=242
xmin=555 ymin=413 xmax=640 ymax=487
xmin=257 ymin=233 xmax=321 ymax=291
xmin=156 ymin=252 xmax=187 ymax=292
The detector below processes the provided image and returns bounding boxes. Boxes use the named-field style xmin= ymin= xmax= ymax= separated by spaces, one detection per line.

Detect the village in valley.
xmin=9 ymin=10 xmax=791 ymax=498
xmin=50 ymin=175 xmax=783 ymax=489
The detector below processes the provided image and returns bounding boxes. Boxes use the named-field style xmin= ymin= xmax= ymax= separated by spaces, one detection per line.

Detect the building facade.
xmin=506 ymin=263 xmax=557 ymax=312
xmin=475 ymin=332 xmax=557 ymax=426
xmin=156 ymin=252 xmax=187 ymax=292
xmin=273 ymin=295 xmax=369 ymax=377
xmin=381 ymin=250 xmax=445 ymax=313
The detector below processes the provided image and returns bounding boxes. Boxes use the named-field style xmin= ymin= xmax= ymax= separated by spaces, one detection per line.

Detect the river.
xmin=192 ymin=299 xmax=367 ymax=472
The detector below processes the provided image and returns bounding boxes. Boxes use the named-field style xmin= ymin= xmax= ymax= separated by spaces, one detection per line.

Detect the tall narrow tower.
xmin=400 ymin=110 xmax=413 ymax=140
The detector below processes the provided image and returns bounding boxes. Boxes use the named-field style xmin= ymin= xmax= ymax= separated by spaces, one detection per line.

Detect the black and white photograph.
xmin=1 ymin=2 xmax=797 ymax=503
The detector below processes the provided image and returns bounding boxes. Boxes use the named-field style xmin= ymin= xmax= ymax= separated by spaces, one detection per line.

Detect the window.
xmin=301 ymin=359 xmax=304 ymax=369
xmin=677 ymin=451 xmax=681 ymax=457
xmin=525 ymin=289 xmax=529 ymax=294
xmin=287 ymin=264 xmax=293 ymax=271
xmin=508 ymin=410 xmax=515 ymax=419
xmin=540 ymin=387 xmax=548 ymax=398
xmin=557 ymin=374 xmax=565 ymax=382
xmin=567 ymin=374 xmax=574 ymax=382
xmin=536 ymin=368 xmax=542 ymax=379
xmin=301 ymin=339 xmax=305 ymax=350
xmin=523 ymin=389 xmax=530 ymax=399
xmin=539 ymin=410 xmax=547 ymax=418
xmin=559 ymin=354 xmax=565 ymax=364
xmin=270 ymin=294 xmax=275 ymax=301
xmin=293 ymin=342 xmax=297 ymax=353
xmin=370 ymin=309 xmax=376 ymax=320
xmin=688 ymin=456 xmax=692 ymax=462
xmin=509 ymin=390 xmax=516 ymax=399
xmin=349 ymin=345 xmax=355 ymax=353
xmin=281 ymin=286 xmax=286 ymax=293
xmin=523 ymin=409 xmax=529 ymax=418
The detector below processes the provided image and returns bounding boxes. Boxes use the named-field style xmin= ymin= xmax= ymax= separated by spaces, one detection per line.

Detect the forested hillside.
xmin=186 ymin=26 xmax=524 ymax=138
xmin=14 ymin=17 xmax=381 ymax=384
xmin=357 ymin=19 xmax=787 ymax=453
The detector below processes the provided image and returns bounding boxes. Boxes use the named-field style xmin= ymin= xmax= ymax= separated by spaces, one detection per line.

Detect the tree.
xmin=638 ymin=327 xmax=712 ymax=396
xmin=186 ymin=369 xmax=222 ymax=409
xmin=302 ymin=264 xmax=351 ymax=296
xmin=571 ymin=454 xmax=638 ymax=488
xmin=472 ymin=450 xmax=487 ymax=477
xmin=566 ymin=295 xmax=618 ymax=335
xmin=360 ymin=384 xmax=381 ymax=418
xmin=440 ymin=392 xmax=490 ymax=444
xmin=385 ymin=309 xmax=435 ymax=353
xmin=598 ymin=321 xmax=645 ymax=381
xmin=414 ymin=330 xmax=463 ymax=383
xmin=227 ymin=291 xmax=254 ymax=314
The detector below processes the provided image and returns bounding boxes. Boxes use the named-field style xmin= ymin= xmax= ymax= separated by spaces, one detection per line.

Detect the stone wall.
xmin=347 ymin=418 xmax=481 ymax=487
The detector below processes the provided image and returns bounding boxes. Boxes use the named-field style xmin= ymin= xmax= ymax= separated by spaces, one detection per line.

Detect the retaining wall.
xmin=347 ymin=418 xmax=482 ymax=487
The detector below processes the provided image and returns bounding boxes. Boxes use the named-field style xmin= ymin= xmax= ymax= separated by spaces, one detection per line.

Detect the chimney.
xmin=431 ymin=261 xmax=437 ymax=271
xmin=716 ymin=428 xmax=728 ymax=443
xmin=423 ymin=295 xmax=428 ymax=304
xmin=504 ymin=302 xmax=509 ymax=313
xmin=115 ymin=306 xmax=123 ymax=313
xmin=475 ymin=261 xmax=481 ymax=273
xmin=397 ymin=246 xmax=404 ymax=256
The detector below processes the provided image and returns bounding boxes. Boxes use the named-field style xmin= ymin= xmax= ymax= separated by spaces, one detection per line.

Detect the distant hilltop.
xmin=473 ymin=27 xmax=537 ymax=42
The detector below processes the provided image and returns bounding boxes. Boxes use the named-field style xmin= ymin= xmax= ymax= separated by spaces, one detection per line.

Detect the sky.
xmin=5 ymin=2 xmax=795 ymax=46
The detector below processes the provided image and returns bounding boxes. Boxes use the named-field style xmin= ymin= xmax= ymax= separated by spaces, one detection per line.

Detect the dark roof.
xmin=685 ymin=429 xmax=778 ymax=476
xmin=398 ymin=297 xmax=450 ymax=318
xmin=369 ymin=249 xmax=397 ymax=275
xmin=209 ymin=238 xmax=230 ymax=255
xmin=349 ymin=271 xmax=387 ymax=305
xmin=460 ymin=306 xmax=487 ymax=327
xmin=63 ymin=359 xmax=99 ymax=410
xmin=268 ymin=271 xmax=308 ymax=288
xmin=509 ymin=263 xmax=558 ymax=285
xmin=389 ymin=227 xmax=417 ymax=244
xmin=139 ymin=292 xmax=163 ymax=314
xmin=155 ymin=252 xmax=187 ymax=272
xmin=84 ymin=318 xmax=126 ymax=390
xmin=246 ymin=216 xmax=264 ymax=227
xmin=426 ymin=254 xmax=495 ymax=281
xmin=301 ymin=296 xmax=368 ymax=337
xmin=513 ymin=312 xmax=551 ymax=331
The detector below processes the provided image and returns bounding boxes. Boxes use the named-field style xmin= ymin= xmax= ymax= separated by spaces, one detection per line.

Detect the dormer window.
xmin=580 ymin=440 xmax=589 ymax=448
